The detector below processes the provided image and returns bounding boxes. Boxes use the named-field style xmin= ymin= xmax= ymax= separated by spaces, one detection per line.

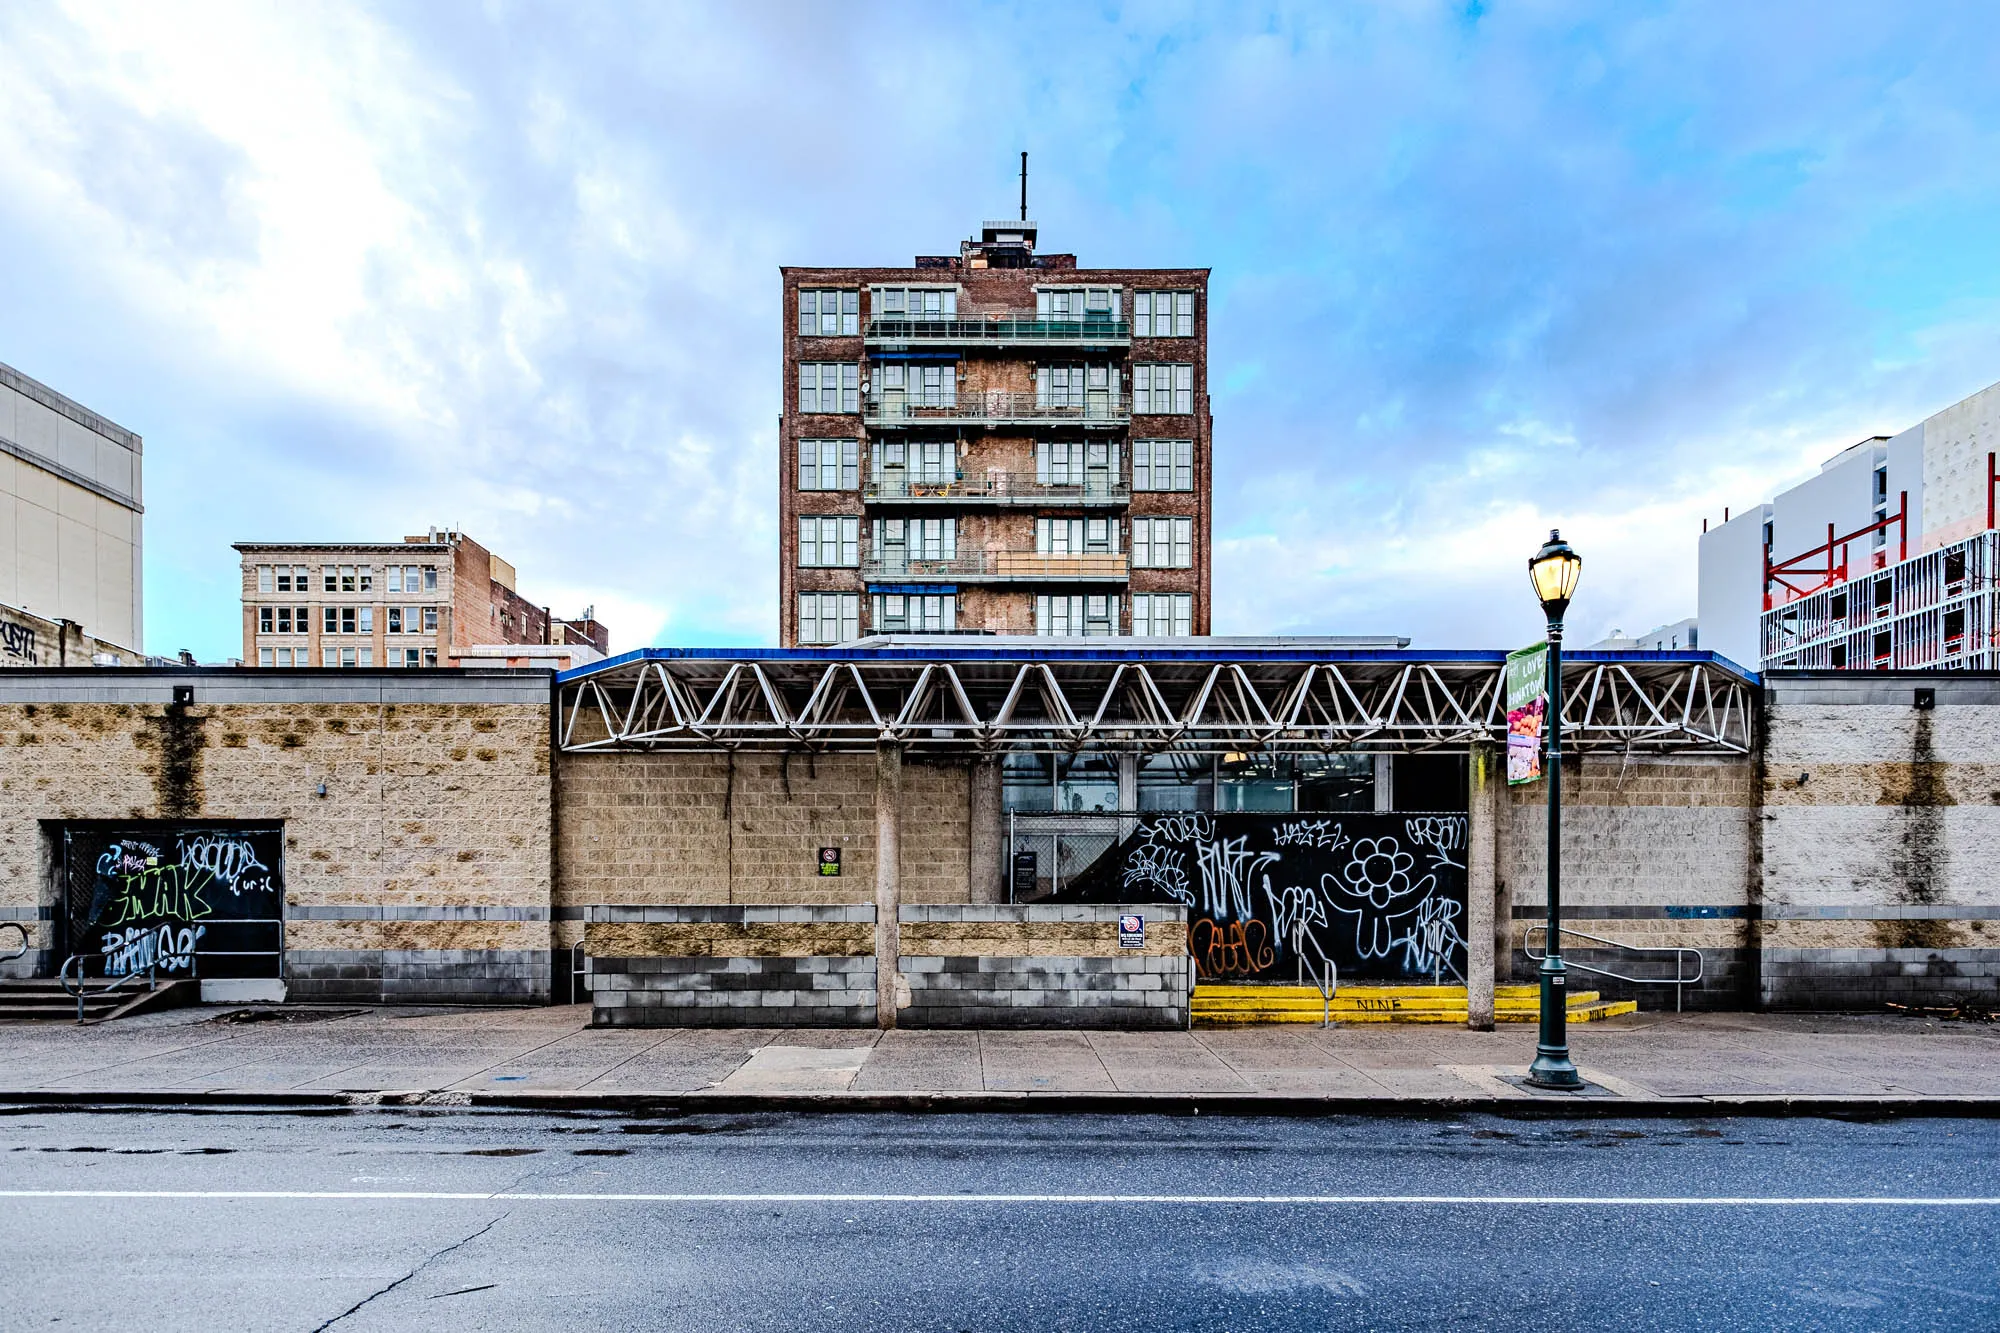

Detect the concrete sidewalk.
xmin=4 ymin=1004 xmax=2000 ymax=1111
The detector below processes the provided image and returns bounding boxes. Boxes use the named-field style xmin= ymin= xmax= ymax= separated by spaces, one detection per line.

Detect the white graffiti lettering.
xmin=180 ymin=833 xmax=272 ymax=895
xmin=1273 ymin=819 xmax=1347 ymax=851
xmin=1195 ymin=836 xmax=1281 ymax=922
xmin=100 ymin=923 xmax=205 ymax=977
xmin=1405 ymin=816 xmax=1467 ymax=869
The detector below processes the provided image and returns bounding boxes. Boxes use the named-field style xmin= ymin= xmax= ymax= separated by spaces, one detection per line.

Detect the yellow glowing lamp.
xmin=1528 ymin=529 xmax=1582 ymax=617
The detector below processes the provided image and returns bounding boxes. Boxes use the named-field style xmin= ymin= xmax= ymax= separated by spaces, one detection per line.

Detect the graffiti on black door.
xmin=1058 ymin=812 xmax=1468 ymax=983
xmin=62 ymin=826 xmax=284 ymax=978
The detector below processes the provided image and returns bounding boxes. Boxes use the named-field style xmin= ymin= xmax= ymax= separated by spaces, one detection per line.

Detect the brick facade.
xmin=777 ymin=224 xmax=1213 ymax=643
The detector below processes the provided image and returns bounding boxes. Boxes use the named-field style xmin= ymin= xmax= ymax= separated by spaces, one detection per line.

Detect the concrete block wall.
xmin=1501 ymin=754 xmax=1757 ymax=1010
xmin=1761 ymin=675 xmax=2000 ymax=1009
xmin=554 ymin=752 xmax=970 ymax=929
xmin=897 ymin=904 xmax=1189 ymax=1029
xmin=0 ymin=671 xmax=554 ymax=1003
xmin=585 ymin=904 xmax=877 ymax=1027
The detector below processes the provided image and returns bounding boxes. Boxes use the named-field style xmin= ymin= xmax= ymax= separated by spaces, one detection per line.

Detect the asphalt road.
xmin=1 ymin=1107 xmax=1996 ymax=1332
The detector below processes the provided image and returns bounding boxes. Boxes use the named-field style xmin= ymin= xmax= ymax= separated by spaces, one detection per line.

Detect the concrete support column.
xmin=875 ymin=742 xmax=903 ymax=1029
xmin=967 ymin=758 xmax=1004 ymax=904
xmin=1466 ymin=741 xmax=1501 ymax=1031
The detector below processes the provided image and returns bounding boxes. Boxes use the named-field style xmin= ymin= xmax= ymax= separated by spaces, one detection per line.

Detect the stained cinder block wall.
xmin=585 ymin=905 xmax=876 ymax=1027
xmin=1500 ymin=754 xmax=1757 ymax=1009
xmin=0 ymin=671 xmax=553 ymax=1002
xmin=1761 ymin=675 xmax=2000 ymax=1009
xmin=552 ymin=750 xmax=973 ymax=953
xmin=899 ymin=904 xmax=1189 ymax=1029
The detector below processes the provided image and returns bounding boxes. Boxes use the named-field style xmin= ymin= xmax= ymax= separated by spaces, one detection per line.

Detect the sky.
xmin=2 ymin=0 xmax=1998 ymax=659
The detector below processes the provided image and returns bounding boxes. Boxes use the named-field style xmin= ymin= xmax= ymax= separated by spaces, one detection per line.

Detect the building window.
xmin=275 ymin=607 xmax=301 ymax=633
xmin=423 ymin=607 xmax=439 ymax=632
xmin=388 ymin=567 xmax=402 ymax=594
xmin=1036 ymin=518 xmax=1117 ymax=556
xmin=1134 ymin=291 xmax=1194 ymax=337
xmin=1133 ymin=439 xmax=1194 ymax=491
xmin=322 ymin=646 xmax=337 ymax=667
xmin=387 ymin=608 xmax=402 ymax=634
xmin=800 ymin=362 xmax=859 ymax=414
xmin=258 ymin=647 xmax=273 ymax=666
xmin=401 ymin=648 xmax=419 ymax=667
xmin=278 ymin=648 xmax=295 ymax=667
xmin=322 ymin=565 xmax=337 ymax=592
xmin=323 ymin=607 xmax=336 ymax=634
xmin=423 ymin=648 xmax=438 ymax=667
xmin=256 ymin=565 xmax=274 ymax=593
xmin=358 ymin=606 xmax=374 ymax=633
xmin=1132 ymin=593 xmax=1193 ymax=636
xmin=799 ymin=516 xmax=860 ymax=567
xmin=422 ymin=566 xmax=438 ymax=592
xmin=358 ymin=566 xmax=374 ymax=592
xmin=1132 ymin=517 xmax=1193 ymax=568
xmin=357 ymin=647 xmax=373 ymax=667
xmin=1036 ymin=364 xmax=1111 ymax=409
xmin=1134 ymin=364 xmax=1194 ymax=415
xmin=799 ymin=439 xmax=860 ymax=491
xmin=873 ymin=517 xmax=957 ymax=565
xmin=798 ymin=593 xmax=860 ymax=644
xmin=334 ymin=565 xmax=353 ymax=593
xmin=873 ymin=362 xmax=956 ymax=409
xmin=798 ymin=289 xmax=860 ymax=336
xmin=871 ymin=593 xmax=956 ymax=634
xmin=1035 ymin=288 xmax=1117 ymax=321
xmin=1037 ymin=441 xmax=1118 ymax=490
xmin=259 ymin=607 xmax=274 ymax=633
xmin=872 ymin=439 xmax=954 ymax=487
xmin=875 ymin=287 xmax=957 ymax=318
xmin=1037 ymin=594 xmax=1119 ymax=636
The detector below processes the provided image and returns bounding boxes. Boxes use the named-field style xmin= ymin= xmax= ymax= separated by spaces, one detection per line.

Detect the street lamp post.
xmin=1527 ymin=529 xmax=1583 ymax=1090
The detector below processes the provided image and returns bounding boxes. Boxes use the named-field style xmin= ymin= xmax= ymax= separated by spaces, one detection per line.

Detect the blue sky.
xmin=2 ymin=1 xmax=1997 ymax=657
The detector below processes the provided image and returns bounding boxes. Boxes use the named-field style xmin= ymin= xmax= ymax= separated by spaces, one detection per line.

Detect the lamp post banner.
xmin=1505 ymin=643 xmax=1548 ymax=786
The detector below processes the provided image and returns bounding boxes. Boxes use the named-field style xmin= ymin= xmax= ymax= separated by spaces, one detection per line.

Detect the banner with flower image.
xmin=1505 ymin=643 xmax=1548 ymax=786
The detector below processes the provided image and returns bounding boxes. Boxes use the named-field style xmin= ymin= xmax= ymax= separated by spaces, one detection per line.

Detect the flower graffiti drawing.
xmin=1340 ymin=838 xmax=1417 ymax=909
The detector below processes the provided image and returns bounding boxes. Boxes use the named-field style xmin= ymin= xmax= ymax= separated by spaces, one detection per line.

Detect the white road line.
xmin=0 ymin=1189 xmax=1997 ymax=1206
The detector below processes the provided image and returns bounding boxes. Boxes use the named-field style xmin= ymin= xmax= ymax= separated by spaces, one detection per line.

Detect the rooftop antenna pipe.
xmin=1020 ymin=151 xmax=1028 ymax=222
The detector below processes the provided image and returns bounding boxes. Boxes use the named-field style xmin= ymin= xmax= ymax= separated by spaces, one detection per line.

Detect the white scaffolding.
xmin=1761 ymin=530 xmax=2000 ymax=671
xmin=555 ymin=644 xmax=1754 ymax=756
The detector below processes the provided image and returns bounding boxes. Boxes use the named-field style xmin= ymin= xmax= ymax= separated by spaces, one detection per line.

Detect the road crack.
xmin=311 ymin=1211 xmax=508 ymax=1330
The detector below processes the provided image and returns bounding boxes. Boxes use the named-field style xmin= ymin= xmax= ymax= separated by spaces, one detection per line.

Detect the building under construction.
xmin=1699 ymin=375 xmax=2000 ymax=671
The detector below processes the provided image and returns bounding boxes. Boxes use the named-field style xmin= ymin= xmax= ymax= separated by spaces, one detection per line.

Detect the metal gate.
xmin=60 ymin=824 xmax=285 ymax=979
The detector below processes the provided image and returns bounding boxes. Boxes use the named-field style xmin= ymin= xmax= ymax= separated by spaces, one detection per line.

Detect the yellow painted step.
xmin=1192 ymin=983 xmax=1635 ymax=1025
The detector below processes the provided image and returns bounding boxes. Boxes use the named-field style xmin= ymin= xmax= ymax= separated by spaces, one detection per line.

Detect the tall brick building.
xmin=778 ymin=221 xmax=1212 ymax=643
xmin=233 ymin=530 xmax=609 ymax=668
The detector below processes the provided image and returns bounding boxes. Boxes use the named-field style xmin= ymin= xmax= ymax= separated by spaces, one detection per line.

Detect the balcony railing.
xmin=864 ymin=473 xmax=1130 ymax=507
xmin=861 ymin=551 xmax=1131 ymax=585
xmin=864 ymin=390 xmax=1128 ymax=429
xmin=865 ymin=312 xmax=1130 ymax=348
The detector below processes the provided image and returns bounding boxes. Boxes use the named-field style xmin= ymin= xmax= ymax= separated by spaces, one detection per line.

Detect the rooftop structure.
xmin=779 ymin=211 xmax=1211 ymax=644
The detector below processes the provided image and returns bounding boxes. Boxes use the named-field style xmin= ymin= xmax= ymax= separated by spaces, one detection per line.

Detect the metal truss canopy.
xmin=556 ymin=644 xmax=1756 ymax=757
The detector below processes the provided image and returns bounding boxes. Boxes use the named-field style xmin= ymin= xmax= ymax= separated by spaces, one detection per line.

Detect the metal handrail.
xmin=865 ymin=473 xmax=1130 ymax=506
xmin=60 ymin=952 xmax=161 ymax=1024
xmin=866 ymin=314 xmax=1132 ymax=345
xmin=865 ymin=390 xmax=1130 ymax=427
xmin=1291 ymin=919 xmax=1337 ymax=1027
xmin=0 ymin=921 xmax=27 ymax=965
xmin=860 ymin=551 xmax=1131 ymax=583
xmin=1524 ymin=923 xmax=1704 ymax=1011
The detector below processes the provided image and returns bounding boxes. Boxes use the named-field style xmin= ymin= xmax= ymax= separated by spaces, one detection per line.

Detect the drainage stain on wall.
xmin=1875 ymin=710 xmax=1957 ymax=952
xmin=138 ymin=698 xmax=208 ymax=819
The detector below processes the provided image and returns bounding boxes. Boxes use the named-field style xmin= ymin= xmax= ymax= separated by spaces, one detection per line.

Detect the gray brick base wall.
xmin=1762 ymin=948 xmax=2000 ymax=1010
xmin=1507 ymin=947 xmax=1757 ymax=1012
xmin=901 ymin=954 xmax=1189 ymax=1029
xmin=287 ymin=949 xmax=551 ymax=1005
xmin=590 ymin=955 xmax=877 ymax=1027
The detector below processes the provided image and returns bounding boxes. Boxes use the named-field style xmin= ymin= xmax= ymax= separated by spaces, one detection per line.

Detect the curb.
xmin=4 ymin=1089 xmax=2000 ymax=1119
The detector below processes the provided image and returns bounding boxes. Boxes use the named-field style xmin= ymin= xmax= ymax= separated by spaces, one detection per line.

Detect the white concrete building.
xmin=1701 ymin=376 xmax=2000 ymax=671
xmin=0 ymin=361 xmax=143 ymax=661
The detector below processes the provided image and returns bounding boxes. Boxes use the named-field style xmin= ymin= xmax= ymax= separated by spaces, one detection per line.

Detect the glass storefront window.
xmin=1056 ymin=754 xmax=1119 ymax=813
